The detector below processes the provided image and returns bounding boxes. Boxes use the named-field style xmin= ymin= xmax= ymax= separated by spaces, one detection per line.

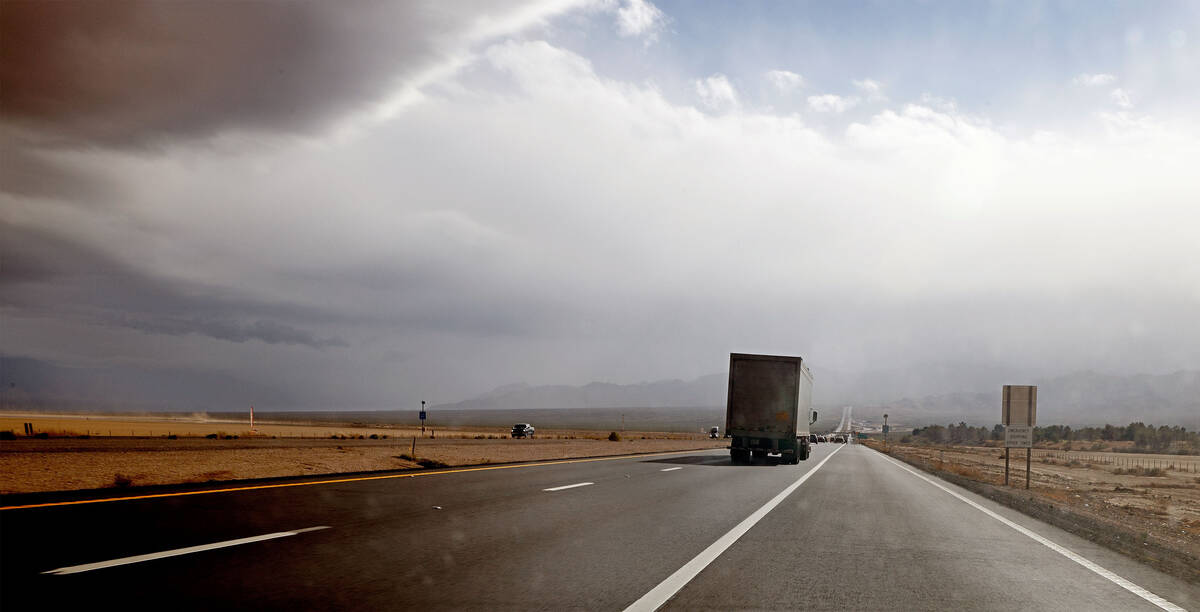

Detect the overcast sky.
xmin=3 ymin=0 xmax=1198 ymax=409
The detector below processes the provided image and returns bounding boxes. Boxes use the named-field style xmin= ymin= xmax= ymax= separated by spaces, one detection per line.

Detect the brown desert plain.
xmin=0 ymin=413 xmax=727 ymax=494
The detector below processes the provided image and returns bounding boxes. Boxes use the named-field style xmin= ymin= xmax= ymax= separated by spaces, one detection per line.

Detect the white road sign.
xmin=1005 ymin=425 xmax=1033 ymax=448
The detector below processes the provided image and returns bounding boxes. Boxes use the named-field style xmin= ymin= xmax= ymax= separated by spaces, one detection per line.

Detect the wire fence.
xmin=1036 ymin=449 xmax=1200 ymax=473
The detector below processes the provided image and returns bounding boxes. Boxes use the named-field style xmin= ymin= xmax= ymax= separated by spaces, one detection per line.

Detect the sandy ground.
xmin=0 ymin=434 xmax=728 ymax=494
xmin=0 ymin=412 xmax=712 ymax=441
xmin=0 ymin=413 xmax=487 ymax=439
xmin=869 ymin=441 xmax=1200 ymax=570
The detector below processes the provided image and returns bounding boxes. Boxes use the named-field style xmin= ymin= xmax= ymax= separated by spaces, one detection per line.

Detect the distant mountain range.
xmin=436 ymin=369 xmax=1200 ymax=427
xmin=867 ymin=370 xmax=1200 ymax=426
xmin=4 ymin=354 xmax=1197 ymax=426
xmin=433 ymin=375 xmax=730 ymax=411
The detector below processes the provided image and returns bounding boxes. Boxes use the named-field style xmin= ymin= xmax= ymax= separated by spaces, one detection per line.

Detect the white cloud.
xmin=807 ymin=94 xmax=859 ymax=113
xmin=845 ymin=104 xmax=1004 ymax=154
xmin=695 ymin=73 xmax=739 ymax=110
xmin=1110 ymin=88 xmax=1133 ymax=108
xmin=853 ymin=78 xmax=886 ymax=100
xmin=765 ymin=69 xmax=804 ymax=93
xmin=361 ymin=0 xmax=597 ymax=125
xmin=614 ymin=0 xmax=665 ymax=40
xmin=1073 ymin=73 xmax=1117 ymax=87
xmin=919 ymin=93 xmax=958 ymax=113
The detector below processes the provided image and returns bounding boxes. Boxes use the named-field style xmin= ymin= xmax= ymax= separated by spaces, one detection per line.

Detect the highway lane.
xmin=1 ymin=446 xmax=833 ymax=610
xmin=660 ymin=445 xmax=1198 ymax=611
xmin=2 ymin=443 xmax=1197 ymax=610
xmin=833 ymin=406 xmax=852 ymax=434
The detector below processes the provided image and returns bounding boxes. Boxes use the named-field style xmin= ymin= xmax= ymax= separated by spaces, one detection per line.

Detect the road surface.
xmin=833 ymin=406 xmax=853 ymax=434
xmin=2 ymin=444 xmax=1196 ymax=610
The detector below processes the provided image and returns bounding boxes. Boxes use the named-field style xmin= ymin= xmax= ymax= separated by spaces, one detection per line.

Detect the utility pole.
xmin=1026 ymin=444 xmax=1031 ymax=489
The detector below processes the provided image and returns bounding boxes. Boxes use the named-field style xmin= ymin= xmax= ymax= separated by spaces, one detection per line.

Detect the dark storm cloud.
xmin=0 ymin=219 xmax=106 ymax=283
xmin=0 ymin=0 xmax=525 ymax=147
xmin=1 ymin=222 xmax=346 ymax=349
xmin=0 ymin=139 xmax=121 ymax=201
xmin=2 ymin=220 xmax=551 ymax=348
xmin=277 ymin=263 xmax=554 ymax=338
xmin=103 ymin=313 xmax=349 ymax=349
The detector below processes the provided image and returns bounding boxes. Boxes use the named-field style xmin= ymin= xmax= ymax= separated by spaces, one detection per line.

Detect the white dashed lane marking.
xmin=43 ymin=526 xmax=331 ymax=575
xmin=543 ymin=482 xmax=595 ymax=492
xmin=623 ymin=446 xmax=844 ymax=612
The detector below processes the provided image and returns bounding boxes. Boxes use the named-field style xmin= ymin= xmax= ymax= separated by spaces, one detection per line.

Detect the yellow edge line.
xmin=0 ymin=448 xmax=714 ymax=511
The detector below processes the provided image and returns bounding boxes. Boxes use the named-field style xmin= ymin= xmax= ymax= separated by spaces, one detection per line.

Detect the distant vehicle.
xmin=709 ymin=426 xmax=720 ymax=438
xmin=833 ymin=435 xmax=846 ymax=444
xmin=809 ymin=434 xmax=819 ymax=444
xmin=817 ymin=436 xmax=827 ymax=443
xmin=724 ymin=353 xmax=816 ymax=465
xmin=511 ymin=423 xmax=535 ymax=438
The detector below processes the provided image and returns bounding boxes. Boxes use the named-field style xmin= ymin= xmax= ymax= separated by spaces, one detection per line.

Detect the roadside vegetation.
xmin=900 ymin=421 xmax=1200 ymax=455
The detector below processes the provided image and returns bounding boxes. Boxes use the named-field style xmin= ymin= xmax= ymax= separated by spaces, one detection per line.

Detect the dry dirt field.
xmin=0 ymin=412 xmax=727 ymax=494
xmin=867 ymin=441 xmax=1200 ymax=583
xmin=0 ymin=413 xmax=486 ymax=439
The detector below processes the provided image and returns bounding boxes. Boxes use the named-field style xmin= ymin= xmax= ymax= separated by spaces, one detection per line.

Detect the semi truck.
xmin=725 ymin=353 xmax=816 ymax=464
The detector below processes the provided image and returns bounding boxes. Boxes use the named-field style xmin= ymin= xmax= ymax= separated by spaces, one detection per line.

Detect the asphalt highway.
xmin=2 ymin=444 xmax=1197 ymax=610
xmin=832 ymin=406 xmax=853 ymax=434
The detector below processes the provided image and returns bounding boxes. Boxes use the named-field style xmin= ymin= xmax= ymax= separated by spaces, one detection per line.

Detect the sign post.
xmin=1002 ymin=385 xmax=1037 ymax=489
xmin=883 ymin=413 xmax=889 ymax=450
xmin=419 ymin=400 xmax=427 ymax=434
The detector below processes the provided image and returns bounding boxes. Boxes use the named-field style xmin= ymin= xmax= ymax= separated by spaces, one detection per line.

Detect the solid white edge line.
xmin=660 ymin=467 xmax=683 ymax=472
xmin=43 ymin=526 xmax=330 ymax=575
xmin=623 ymin=445 xmax=844 ymax=612
xmin=543 ymin=482 xmax=595 ymax=492
xmin=871 ymin=449 xmax=1185 ymax=612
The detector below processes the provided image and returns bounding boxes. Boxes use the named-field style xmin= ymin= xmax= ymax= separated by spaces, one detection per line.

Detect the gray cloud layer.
xmin=3 ymin=1 xmax=1198 ymax=410
xmin=2 ymin=222 xmax=346 ymax=349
